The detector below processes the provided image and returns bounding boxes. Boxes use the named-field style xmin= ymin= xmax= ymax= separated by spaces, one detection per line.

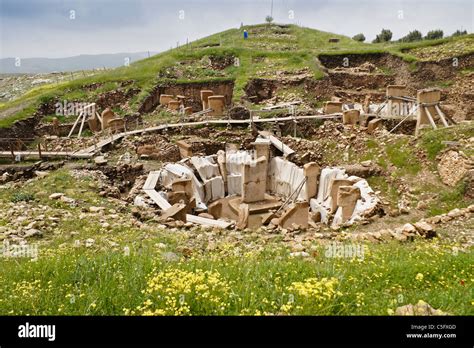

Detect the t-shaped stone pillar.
xmin=329 ymin=178 xmax=354 ymax=213
xmin=217 ymin=150 xmax=228 ymax=193
xmin=386 ymin=85 xmax=407 ymax=116
xmin=337 ymin=186 xmax=361 ymax=222
xmin=101 ymin=108 xmax=115 ymax=130
xmin=208 ymin=95 xmax=226 ymax=116
xmin=167 ymin=100 xmax=181 ymax=111
xmin=324 ymin=101 xmax=343 ymax=114
xmin=416 ymin=88 xmax=441 ymax=135
xmin=303 ymin=162 xmax=320 ymax=201
xmin=342 ymin=109 xmax=360 ymax=125
xmin=200 ymin=90 xmax=214 ymax=110
xmin=242 ymin=156 xmax=267 ymax=203
xmin=252 ymin=138 xmax=271 ymax=160
xmin=159 ymin=94 xmax=174 ymax=106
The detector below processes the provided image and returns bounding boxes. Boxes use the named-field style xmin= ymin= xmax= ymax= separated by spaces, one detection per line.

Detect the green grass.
xmin=0 ymin=238 xmax=471 ymax=315
xmin=420 ymin=123 xmax=474 ymax=160
xmin=10 ymin=192 xmax=35 ymax=203
xmin=427 ymin=180 xmax=470 ymax=216
xmin=385 ymin=138 xmax=421 ymax=175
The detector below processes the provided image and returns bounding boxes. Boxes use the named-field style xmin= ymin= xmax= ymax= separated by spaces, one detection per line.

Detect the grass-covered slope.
xmin=0 ymin=24 xmax=472 ymax=128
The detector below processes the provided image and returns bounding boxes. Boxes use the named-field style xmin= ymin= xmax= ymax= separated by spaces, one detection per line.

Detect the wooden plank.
xmin=77 ymin=112 xmax=86 ymax=138
xmin=434 ymin=105 xmax=450 ymax=127
xmin=435 ymin=105 xmax=457 ymax=125
xmin=143 ymin=189 xmax=171 ymax=210
xmin=424 ymin=106 xmax=438 ymax=129
xmin=67 ymin=113 xmax=82 ymax=138
xmin=143 ymin=172 xmax=160 ymax=190
xmin=0 ymin=151 xmax=93 ymax=159
xmin=186 ymin=214 xmax=232 ymax=229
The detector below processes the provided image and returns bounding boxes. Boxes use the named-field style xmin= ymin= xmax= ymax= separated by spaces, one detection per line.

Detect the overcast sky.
xmin=0 ymin=0 xmax=472 ymax=59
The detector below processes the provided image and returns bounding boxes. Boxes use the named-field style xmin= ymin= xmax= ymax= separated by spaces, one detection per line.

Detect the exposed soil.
xmin=139 ymin=80 xmax=234 ymax=113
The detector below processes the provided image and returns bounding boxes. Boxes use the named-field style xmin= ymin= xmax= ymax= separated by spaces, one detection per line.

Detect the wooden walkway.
xmin=0 ymin=150 xmax=94 ymax=160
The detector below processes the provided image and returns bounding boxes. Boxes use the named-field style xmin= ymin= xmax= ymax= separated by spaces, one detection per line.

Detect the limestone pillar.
xmin=171 ymin=179 xmax=194 ymax=200
xmin=278 ymin=202 xmax=309 ymax=229
xmin=386 ymin=85 xmax=407 ymax=116
xmin=323 ymin=101 xmax=343 ymax=114
xmin=87 ymin=115 xmax=100 ymax=133
xmin=208 ymin=95 xmax=226 ymax=116
xmin=329 ymin=179 xmax=354 ymax=213
xmin=367 ymin=118 xmax=383 ymax=133
xmin=108 ymin=118 xmax=125 ymax=133
xmin=159 ymin=94 xmax=174 ymax=106
xmin=242 ymin=156 xmax=267 ymax=203
xmin=176 ymin=140 xmax=192 ymax=158
xmin=183 ymin=107 xmax=193 ymax=115
xmin=342 ymin=109 xmax=360 ymax=125
xmin=363 ymin=95 xmax=371 ymax=114
xmin=337 ymin=186 xmax=361 ymax=222
xmin=252 ymin=139 xmax=271 ymax=161
xmin=200 ymin=90 xmax=214 ymax=110
xmin=303 ymin=162 xmax=320 ymax=201
xmin=167 ymin=100 xmax=181 ymax=111
xmin=416 ymin=89 xmax=441 ymax=135
xmin=217 ymin=150 xmax=228 ymax=193
xmin=101 ymin=108 xmax=115 ymax=130
xmin=52 ymin=117 xmax=60 ymax=135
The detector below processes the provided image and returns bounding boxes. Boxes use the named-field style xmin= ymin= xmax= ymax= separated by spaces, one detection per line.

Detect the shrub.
xmin=399 ymin=30 xmax=423 ymax=42
xmin=451 ymin=29 xmax=467 ymax=37
xmin=352 ymin=33 xmax=366 ymax=42
xmin=11 ymin=192 xmax=35 ymax=203
xmin=372 ymin=29 xmax=392 ymax=43
xmin=425 ymin=30 xmax=443 ymax=40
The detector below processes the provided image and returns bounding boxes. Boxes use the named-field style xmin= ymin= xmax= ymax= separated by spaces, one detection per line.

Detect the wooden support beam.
xmin=424 ymin=106 xmax=438 ymax=129
xmin=67 ymin=113 xmax=82 ymax=138
xmin=434 ymin=105 xmax=451 ymax=126
xmin=77 ymin=111 xmax=86 ymax=138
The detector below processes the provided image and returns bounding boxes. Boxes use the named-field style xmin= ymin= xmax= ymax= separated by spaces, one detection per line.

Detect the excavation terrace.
xmin=1 ymin=79 xmax=472 ymax=247
xmin=0 ymin=26 xmax=473 ymax=249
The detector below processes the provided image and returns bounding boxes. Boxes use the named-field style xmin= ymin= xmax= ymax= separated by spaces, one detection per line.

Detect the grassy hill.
xmin=0 ymin=24 xmax=472 ymax=128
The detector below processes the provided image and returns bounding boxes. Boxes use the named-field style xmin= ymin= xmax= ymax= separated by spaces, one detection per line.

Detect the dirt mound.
xmin=208 ymin=55 xmax=235 ymax=70
xmin=228 ymin=106 xmax=250 ymax=120
xmin=95 ymin=88 xmax=140 ymax=110
xmin=129 ymin=135 xmax=181 ymax=162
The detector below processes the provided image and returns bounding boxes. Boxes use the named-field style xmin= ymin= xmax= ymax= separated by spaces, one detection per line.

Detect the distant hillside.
xmin=0 ymin=52 xmax=158 ymax=74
